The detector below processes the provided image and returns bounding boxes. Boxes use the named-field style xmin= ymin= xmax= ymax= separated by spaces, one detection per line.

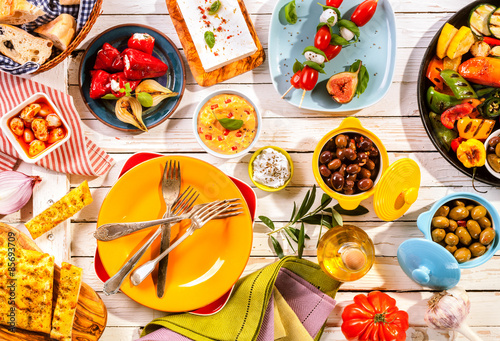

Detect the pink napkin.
xmin=136 ymin=268 xmax=336 ymax=341
xmin=0 ymin=71 xmax=114 ymax=175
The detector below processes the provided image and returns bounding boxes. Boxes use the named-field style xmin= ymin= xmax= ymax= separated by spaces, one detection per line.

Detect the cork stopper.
xmin=341 ymin=248 xmax=367 ymax=271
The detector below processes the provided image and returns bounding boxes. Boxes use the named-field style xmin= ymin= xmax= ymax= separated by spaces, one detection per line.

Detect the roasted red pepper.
xmin=483 ymin=36 xmax=500 ymax=47
xmin=127 ymin=33 xmax=155 ymax=55
xmin=93 ymin=43 xmax=124 ymax=72
xmin=121 ymin=48 xmax=168 ymax=80
xmin=89 ymin=70 xmax=111 ymax=99
xmin=426 ymin=56 xmax=444 ymax=92
xmin=109 ymin=72 xmax=141 ymax=98
xmin=451 ymin=137 xmax=466 ymax=152
xmin=440 ymin=103 xmax=475 ymax=129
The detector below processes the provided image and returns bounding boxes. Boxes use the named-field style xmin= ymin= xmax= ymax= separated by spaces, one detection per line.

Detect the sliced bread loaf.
xmin=0 ymin=24 xmax=53 ymax=64
xmin=35 ymin=14 xmax=76 ymax=51
xmin=0 ymin=0 xmax=45 ymax=25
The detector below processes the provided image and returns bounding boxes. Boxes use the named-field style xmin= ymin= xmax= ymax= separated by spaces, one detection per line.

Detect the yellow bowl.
xmin=312 ymin=117 xmax=389 ymax=210
xmin=248 ymin=146 xmax=293 ymax=192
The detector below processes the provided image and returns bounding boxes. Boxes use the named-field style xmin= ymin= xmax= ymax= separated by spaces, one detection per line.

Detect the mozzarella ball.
xmin=340 ymin=27 xmax=355 ymax=41
xmin=304 ymin=51 xmax=326 ymax=64
xmin=320 ymin=9 xmax=337 ymax=26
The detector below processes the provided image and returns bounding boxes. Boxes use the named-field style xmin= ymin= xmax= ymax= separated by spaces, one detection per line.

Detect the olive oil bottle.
xmin=317 ymin=225 xmax=375 ymax=282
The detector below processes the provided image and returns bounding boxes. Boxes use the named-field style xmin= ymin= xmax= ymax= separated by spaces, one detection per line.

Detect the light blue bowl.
xmin=268 ymin=0 xmax=397 ymax=112
xmin=417 ymin=192 xmax=500 ymax=269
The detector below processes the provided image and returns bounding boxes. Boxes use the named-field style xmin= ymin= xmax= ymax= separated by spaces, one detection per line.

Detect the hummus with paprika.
xmin=197 ymin=94 xmax=258 ymax=155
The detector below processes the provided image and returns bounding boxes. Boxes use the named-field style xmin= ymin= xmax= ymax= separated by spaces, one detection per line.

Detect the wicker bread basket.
xmin=33 ymin=0 xmax=103 ymax=74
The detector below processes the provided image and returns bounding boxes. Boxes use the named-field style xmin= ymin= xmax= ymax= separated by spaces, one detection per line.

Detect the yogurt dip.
xmin=252 ymin=148 xmax=291 ymax=188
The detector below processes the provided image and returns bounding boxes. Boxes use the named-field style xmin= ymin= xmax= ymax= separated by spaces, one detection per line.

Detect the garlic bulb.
xmin=0 ymin=171 xmax=41 ymax=215
xmin=425 ymin=287 xmax=483 ymax=341
xmin=115 ymin=96 xmax=148 ymax=132
xmin=135 ymin=79 xmax=178 ymax=107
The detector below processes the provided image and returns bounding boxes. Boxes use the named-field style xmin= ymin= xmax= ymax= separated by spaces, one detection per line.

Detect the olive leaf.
xmin=334 ymin=204 xmax=369 ymax=216
xmin=259 ymin=215 xmax=275 ymax=230
xmin=301 ymin=214 xmax=332 ymax=228
xmin=208 ymin=0 xmax=221 ymax=15
xmin=204 ymin=31 xmax=215 ymax=49
xmin=137 ymin=92 xmax=153 ymax=107
xmin=284 ymin=0 xmax=297 ymax=24
xmin=349 ymin=60 xmax=369 ymax=97
xmin=293 ymin=59 xmax=304 ymax=73
xmin=271 ymin=236 xmax=285 ymax=259
xmin=298 ymin=222 xmax=305 ymax=258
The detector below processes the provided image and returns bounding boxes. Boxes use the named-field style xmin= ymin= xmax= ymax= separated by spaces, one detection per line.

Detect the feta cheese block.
xmin=176 ymin=0 xmax=258 ymax=72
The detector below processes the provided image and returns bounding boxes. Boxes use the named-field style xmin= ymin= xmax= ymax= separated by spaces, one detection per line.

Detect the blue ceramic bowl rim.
xmin=78 ymin=24 xmax=186 ymax=132
xmin=416 ymin=192 xmax=500 ymax=269
xmin=192 ymin=89 xmax=262 ymax=159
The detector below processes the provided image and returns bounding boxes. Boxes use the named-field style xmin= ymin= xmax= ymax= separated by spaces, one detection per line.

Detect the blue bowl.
xmin=417 ymin=192 xmax=500 ymax=269
xmin=79 ymin=24 xmax=186 ymax=132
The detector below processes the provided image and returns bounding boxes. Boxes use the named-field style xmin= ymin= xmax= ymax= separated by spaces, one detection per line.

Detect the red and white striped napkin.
xmin=0 ymin=71 xmax=114 ymax=176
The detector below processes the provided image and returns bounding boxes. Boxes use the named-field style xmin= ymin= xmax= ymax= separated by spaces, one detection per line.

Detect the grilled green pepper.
xmin=480 ymin=97 xmax=500 ymax=118
xmin=427 ymin=86 xmax=462 ymax=114
xmin=476 ymin=87 xmax=497 ymax=98
xmin=429 ymin=111 xmax=457 ymax=152
xmin=440 ymin=70 xmax=477 ymax=100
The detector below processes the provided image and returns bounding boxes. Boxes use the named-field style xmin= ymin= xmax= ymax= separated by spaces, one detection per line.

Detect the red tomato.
xmin=300 ymin=66 xmax=318 ymax=91
xmin=323 ymin=44 xmax=342 ymax=61
xmin=314 ymin=25 xmax=332 ymax=51
xmin=351 ymin=0 xmax=378 ymax=27
xmin=290 ymin=70 xmax=303 ymax=89
xmin=326 ymin=0 xmax=343 ymax=7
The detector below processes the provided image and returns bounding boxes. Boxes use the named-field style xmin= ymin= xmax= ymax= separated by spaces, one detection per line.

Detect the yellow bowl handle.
xmin=338 ymin=117 xmax=363 ymax=131
xmin=337 ymin=196 xmax=364 ymax=211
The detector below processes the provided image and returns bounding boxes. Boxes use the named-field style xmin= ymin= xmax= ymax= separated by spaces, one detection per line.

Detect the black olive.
xmin=344 ymin=148 xmax=357 ymax=161
xmin=331 ymin=172 xmax=344 ymax=192
xmin=319 ymin=165 xmax=331 ymax=178
xmin=319 ymin=151 xmax=332 ymax=164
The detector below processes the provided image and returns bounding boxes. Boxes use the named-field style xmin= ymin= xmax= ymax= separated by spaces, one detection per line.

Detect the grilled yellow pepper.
xmin=447 ymin=26 xmax=475 ymax=60
xmin=457 ymin=139 xmax=486 ymax=168
xmin=457 ymin=117 xmax=495 ymax=140
xmin=437 ymin=23 xmax=458 ymax=59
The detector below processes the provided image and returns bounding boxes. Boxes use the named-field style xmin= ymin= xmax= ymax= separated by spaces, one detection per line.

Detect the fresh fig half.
xmin=326 ymin=64 xmax=361 ymax=104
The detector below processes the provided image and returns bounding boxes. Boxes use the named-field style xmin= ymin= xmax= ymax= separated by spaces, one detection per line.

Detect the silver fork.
xmin=102 ymin=187 xmax=199 ymax=296
xmin=130 ymin=201 xmax=241 ymax=286
xmin=94 ymin=198 xmax=241 ymax=241
xmin=158 ymin=160 xmax=181 ymax=298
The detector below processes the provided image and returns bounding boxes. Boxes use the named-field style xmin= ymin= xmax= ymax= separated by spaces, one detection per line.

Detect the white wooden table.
xmin=3 ymin=0 xmax=500 ymax=339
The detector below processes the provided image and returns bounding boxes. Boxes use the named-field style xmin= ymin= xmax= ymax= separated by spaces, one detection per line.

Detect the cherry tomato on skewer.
xmin=291 ymin=70 xmax=303 ymax=89
xmin=323 ymin=44 xmax=342 ymax=61
xmin=351 ymin=0 xmax=378 ymax=27
xmin=314 ymin=26 xmax=332 ymax=51
xmin=300 ymin=66 xmax=319 ymax=91
xmin=326 ymin=0 xmax=343 ymax=7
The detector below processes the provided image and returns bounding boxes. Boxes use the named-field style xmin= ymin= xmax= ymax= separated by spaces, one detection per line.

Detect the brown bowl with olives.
xmin=417 ymin=193 xmax=500 ymax=269
xmin=312 ymin=118 xmax=390 ymax=211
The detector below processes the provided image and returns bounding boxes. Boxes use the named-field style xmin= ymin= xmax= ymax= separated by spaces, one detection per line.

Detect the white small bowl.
xmin=0 ymin=93 xmax=72 ymax=163
xmin=484 ymin=129 xmax=500 ymax=180
xmin=192 ymin=90 xmax=261 ymax=159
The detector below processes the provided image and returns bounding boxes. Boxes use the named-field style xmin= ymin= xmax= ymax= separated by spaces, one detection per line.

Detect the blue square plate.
xmin=79 ymin=24 xmax=186 ymax=131
xmin=268 ymin=0 xmax=396 ymax=112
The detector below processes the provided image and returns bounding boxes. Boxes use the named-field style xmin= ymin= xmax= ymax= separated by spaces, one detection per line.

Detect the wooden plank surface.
xmin=1 ymin=0 xmax=498 ymax=340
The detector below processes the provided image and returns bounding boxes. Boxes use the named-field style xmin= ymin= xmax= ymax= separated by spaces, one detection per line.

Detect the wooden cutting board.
xmin=0 ymin=223 xmax=107 ymax=340
xmin=166 ymin=0 xmax=265 ymax=86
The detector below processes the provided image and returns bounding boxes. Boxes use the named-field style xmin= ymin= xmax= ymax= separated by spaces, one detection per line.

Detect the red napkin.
xmin=0 ymin=71 xmax=114 ymax=175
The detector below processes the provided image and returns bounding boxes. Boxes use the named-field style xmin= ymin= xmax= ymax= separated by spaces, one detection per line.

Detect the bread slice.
xmin=60 ymin=0 xmax=80 ymax=5
xmin=0 ymin=24 xmax=53 ymax=64
xmin=0 ymin=0 xmax=45 ymax=25
xmin=50 ymin=262 xmax=83 ymax=341
xmin=35 ymin=14 xmax=76 ymax=51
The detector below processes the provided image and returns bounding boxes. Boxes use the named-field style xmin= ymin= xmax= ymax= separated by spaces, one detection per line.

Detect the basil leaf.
xmin=338 ymin=19 xmax=360 ymax=39
xmin=218 ymin=117 xmax=244 ymax=130
xmin=293 ymin=59 xmax=304 ymax=73
xmin=204 ymin=31 xmax=215 ymax=49
xmin=349 ymin=60 xmax=362 ymax=72
xmin=356 ymin=64 xmax=369 ymax=97
xmin=271 ymin=236 xmax=284 ymax=259
xmin=317 ymin=22 xmax=329 ymax=32
xmin=330 ymin=34 xmax=350 ymax=46
xmin=317 ymin=3 xmax=341 ymax=19
xmin=284 ymin=0 xmax=297 ymax=24
xmin=303 ymin=46 xmax=327 ymax=60
xmin=101 ymin=94 xmax=119 ymax=100
xmin=333 ymin=204 xmax=369 ymax=216
xmin=137 ymin=92 xmax=153 ymax=107
xmin=303 ymin=61 xmax=326 ymax=74
xmin=208 ymin=0 xmax=221 ymax=15
xmin=297 ymin=222 xmax=305 ymax=259
xmin=259 ymin=215 xmax=275 ymax=230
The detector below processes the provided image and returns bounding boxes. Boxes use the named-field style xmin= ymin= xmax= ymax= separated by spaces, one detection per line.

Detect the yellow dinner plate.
xmin=97 ymin=156 xmax=253 ymax=312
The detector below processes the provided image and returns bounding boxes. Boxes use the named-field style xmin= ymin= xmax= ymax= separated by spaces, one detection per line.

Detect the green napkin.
xmin=141 ymin=256 xmax=341 ymax=341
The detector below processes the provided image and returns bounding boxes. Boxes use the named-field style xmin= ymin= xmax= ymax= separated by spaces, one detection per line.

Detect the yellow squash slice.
xmin=437 ymin=23 xmax=458 ymax=59
xmin=446 ymin=26 xmax=475 ymax=59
